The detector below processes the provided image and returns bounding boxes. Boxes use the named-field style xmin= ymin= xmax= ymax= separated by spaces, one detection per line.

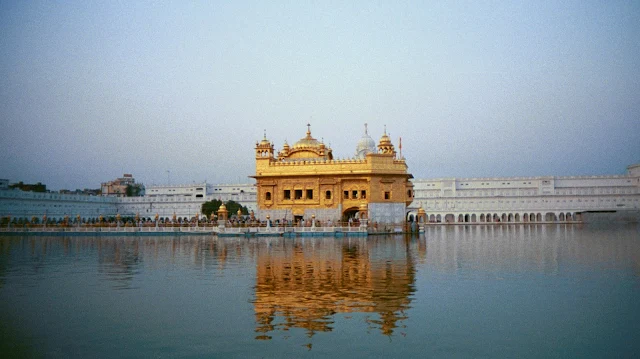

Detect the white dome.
xmin=355 ymin=124 xmax=376 ymax=159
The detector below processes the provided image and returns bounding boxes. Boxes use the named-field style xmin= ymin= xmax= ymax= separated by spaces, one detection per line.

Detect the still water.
xmin=1 ymin=224 xmax=639 ymax=358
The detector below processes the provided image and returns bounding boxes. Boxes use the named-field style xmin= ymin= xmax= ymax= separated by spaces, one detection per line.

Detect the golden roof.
xmin=293 ymin=124 xmax=321 ymax=148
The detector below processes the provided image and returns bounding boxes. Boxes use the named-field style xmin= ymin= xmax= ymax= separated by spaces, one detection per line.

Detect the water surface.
xmin=1 ymin=224 xmax=638 ymax=358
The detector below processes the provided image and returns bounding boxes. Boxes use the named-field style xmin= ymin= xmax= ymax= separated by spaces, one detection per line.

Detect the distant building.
xmin=101 ymin=174 xmax=137 ymax=197
xmin=408 ymin=163 xmax=640 ymax=223
xmin=0 ymin=179 xmax=8 ymax=190
xmin=8 ymin=181 xmax=46 ymax=193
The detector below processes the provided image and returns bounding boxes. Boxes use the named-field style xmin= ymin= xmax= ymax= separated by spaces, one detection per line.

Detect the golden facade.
xmin=252 ymin=125 xmax=414 ymax=223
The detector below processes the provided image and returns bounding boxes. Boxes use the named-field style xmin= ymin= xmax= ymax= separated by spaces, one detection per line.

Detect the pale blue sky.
xmin=1 ymin=1 xmax=638 ymax=190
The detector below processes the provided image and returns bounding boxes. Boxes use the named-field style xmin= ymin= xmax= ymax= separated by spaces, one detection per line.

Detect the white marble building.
xmin=0 ymin=182 xmax=257 ymax=221
xmin=0 ymin=190 xmax=118 ymax=221
xmin=407 ymin=164 xmax=640 ymax=223
xmin=2 ymin=165 xmax=638 ymax=223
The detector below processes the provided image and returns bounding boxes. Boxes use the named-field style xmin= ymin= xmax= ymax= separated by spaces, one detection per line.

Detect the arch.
xmin=265 ymin=192 xmax=272 ymax=201
xmin=559 ymin=213 xmax=565 ymax=221
xmin=458 ymin=214 xmax=464 ymax=223
xmin=430 ymin=214 xmax=436 ymax=223
xmin=566 ymin=212 xmax=573 ymax=221
xmin=436 ymin=214 xmax=442 ymax=223
xmin=545 ymin=212 xmax=556 ymax=222
xmin=480 ymin=214 xmax=485 ymax=222
xmin=445 ymin=214 xmax=455 ymax=223
xmin=342 ymin=207 xmax=360 ymax=222
xmin=536 ymin=213 xmax=542 ymax=222
xmin=508 ymin=213 xmax=514 ymax=222
xmin=501 ymin=213 xmax=507 ymax=222
xmin=325 ymin=190 xmax=332 ymax=200
xmin=471 ymin=214 xmax=477 ymax=222
xmin=515 ymin=213 xmax=520 ymax=222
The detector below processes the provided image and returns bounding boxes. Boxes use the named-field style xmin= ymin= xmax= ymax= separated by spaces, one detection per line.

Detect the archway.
xmin=342 ymin=207 xmax=360 ymax=222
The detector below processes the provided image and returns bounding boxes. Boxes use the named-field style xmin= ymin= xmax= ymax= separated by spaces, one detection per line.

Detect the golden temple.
xmin=253 ymin=124 xmax=414 ymax=224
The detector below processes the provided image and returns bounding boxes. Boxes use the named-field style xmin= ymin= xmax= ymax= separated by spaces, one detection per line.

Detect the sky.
xmin=1 ymin=1 xmax=638 ymax=190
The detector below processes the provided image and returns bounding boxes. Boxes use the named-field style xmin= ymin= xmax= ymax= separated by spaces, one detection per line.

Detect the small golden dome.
xmin=379 ymin=133 xmax=392 ymax=146
xmin=293 ymin=123 xmax=322 ymax=148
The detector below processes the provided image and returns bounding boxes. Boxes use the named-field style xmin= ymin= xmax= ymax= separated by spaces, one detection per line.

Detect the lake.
xmin=1 ymin=224 xmax=639 ymax=358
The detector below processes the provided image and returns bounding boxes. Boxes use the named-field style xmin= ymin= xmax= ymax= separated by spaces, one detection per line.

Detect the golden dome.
xmin=293 ymin=124 xmax=322 ymax=148
xmin=379 ymin=130 xmax=392 ymax=146
xmin=377 ymin=125 xmax=395 ymax=155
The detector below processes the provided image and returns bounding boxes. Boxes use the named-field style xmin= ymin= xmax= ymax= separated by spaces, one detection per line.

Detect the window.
xmin=384 ymin=191 xmax=390 ymax=200
xmin=265 ymin=192 xmax=271 ymax=201
xmin=352 ymin=190 xmax=358 ymax=199
xmin=295 ymin=190 xmax=303 ymax=200
xmin=344 ymin=191 xmax=349 ymax=199
xmin=407 ymin=190 xmax=412 ymax=197
xmin=306 ymin=189 xmax=313 ymax=199
xmin=284 ymin=190 xmax=291 ymax=200
xmin=361 ymin=190 xmax=366 ymax=199
xmin=325 ymin=190 xmax=332 ymax=199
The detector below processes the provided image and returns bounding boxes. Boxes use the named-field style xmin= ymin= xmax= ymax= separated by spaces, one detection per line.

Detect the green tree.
xmin=201 ymin=199 xmax=222 ymax=218
xmin=201 ymin=199 xmax=249 ymax=218
xmin=125 ymin=184 xmax=144 ymax=197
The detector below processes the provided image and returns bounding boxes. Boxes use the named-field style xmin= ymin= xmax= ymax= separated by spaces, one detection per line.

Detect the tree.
xmin=201 ymin=199 xmax=249 ymax=218
xmin=125 ymin=184 xmax=144 ymax=197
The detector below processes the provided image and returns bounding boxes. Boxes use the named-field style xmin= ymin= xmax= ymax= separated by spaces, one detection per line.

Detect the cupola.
xmin=377 ymin=125 xmax=396 ymax=156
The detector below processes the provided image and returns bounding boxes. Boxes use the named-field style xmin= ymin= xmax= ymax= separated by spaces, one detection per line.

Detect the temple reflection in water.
xmin=251 ymin=237 xmax=417 ymax=338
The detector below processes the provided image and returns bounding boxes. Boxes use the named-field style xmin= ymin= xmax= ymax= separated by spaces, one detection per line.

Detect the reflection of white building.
xmin=407 ymin=164 xmax=640 ymax=223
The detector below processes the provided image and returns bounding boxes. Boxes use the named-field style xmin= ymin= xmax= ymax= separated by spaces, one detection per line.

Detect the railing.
xmin=0 ymin=223 xmax=372 ymax=234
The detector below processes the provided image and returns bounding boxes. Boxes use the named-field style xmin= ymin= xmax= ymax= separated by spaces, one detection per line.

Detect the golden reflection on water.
xmin=251 ymin=237 xmax=417 ymax=339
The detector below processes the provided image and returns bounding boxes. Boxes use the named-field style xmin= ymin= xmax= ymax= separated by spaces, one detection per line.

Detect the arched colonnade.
xmin=407 ymin=212 xmax=581 ymax=224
